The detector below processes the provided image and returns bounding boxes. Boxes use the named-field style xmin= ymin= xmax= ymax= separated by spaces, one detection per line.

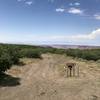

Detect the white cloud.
xmin=69 ymin=2 xmax=80 ymax=6
xmin=74 ymin=2 xmax=80 ymax=6
xmin=88 ymin=28 xmax=100 ymax=39
xmin=94 ymin=14 xmax=100 ymax=20
xmin=0 ymin=29 xmax=100 ymax=45
xmin=17 ymin=0 xmax=25 ymax=2
xmin=25 ymin=1 xmax=33 ymax=5
xmin=17 ymin=0 xmax=33 ymax=6
xmin=56 ymin=8 xmax=65 ymax=12
xmin=68 ymin=7 xmax=83 ymax=15
xmin=52 ymin=29 xmax=100 ymax=40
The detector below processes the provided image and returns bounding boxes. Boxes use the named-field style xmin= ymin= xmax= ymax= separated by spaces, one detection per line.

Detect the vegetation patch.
xmin=0 ymin=43 xmax=100 ymax=74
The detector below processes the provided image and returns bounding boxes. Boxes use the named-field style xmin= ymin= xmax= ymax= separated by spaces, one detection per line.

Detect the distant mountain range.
xmin=41 ymin=45 xmax=100 ymax=49
xmin=0 ymin=43 xmax=100 ymax=49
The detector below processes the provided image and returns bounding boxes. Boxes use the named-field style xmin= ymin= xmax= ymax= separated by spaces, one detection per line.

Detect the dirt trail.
xmin=0 ymin=54 xmax=100 ymax=100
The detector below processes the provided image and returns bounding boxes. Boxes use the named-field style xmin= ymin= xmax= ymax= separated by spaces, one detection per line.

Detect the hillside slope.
xmin=0 ymin=54 xmax=100 ymax=100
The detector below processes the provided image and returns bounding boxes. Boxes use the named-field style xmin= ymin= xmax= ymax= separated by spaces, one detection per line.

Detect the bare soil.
xmin=0 ymin=54 xmax=100 ymax=100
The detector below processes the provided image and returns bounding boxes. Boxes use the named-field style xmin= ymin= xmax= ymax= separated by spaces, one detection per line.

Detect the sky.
xmin=0 ymin=0 xmax=100 ymax=45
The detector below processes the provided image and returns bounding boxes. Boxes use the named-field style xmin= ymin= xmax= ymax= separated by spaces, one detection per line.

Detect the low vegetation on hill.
xmin=0 ymin=43 xmax=100 ymax=73
xmin=66 ymin=49 xmax=100 ymax=61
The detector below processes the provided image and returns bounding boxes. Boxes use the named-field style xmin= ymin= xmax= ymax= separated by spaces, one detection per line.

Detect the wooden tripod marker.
xmin=65 ymin=63 xmax=79 ymax=77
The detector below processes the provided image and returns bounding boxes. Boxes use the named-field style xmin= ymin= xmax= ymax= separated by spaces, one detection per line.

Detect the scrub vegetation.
xmin=0 ymin=43 xmax=100 ymax=73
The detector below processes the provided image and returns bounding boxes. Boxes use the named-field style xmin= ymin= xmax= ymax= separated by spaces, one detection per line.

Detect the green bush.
xmin=0 ymin=45 xmax=20 ymax=73
xmin=66 ymin=49 xmax=100 ymax=61
xmin=7 ymin=47 xmax=20 ymax=64
xmin=20 ymin=49 xmax=41 ymax=58
xmin=0 ymin=53 xmax=12 ymax=72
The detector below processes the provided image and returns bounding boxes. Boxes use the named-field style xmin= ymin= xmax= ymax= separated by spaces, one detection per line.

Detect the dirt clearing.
xmin=0 ymin=54 xmax=100 ymax=100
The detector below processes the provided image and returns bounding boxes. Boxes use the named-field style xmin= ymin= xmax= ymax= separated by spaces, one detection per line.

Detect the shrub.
xmin=0 ymin=46 xmax=20 ymax=73
xmin=0 ymin=52 xmax=12 ymax=72
xmin=66 ymin=49 xmax=100 ymax=61
xmin=7 ymin=47 xmax=20 ymax=64
xmin=20 ymin=49 xmax=41 ymax=58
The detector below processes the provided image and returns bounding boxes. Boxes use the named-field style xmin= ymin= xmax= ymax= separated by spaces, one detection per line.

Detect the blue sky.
xmin=0 ymin=0 xmax=100 ymax=45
